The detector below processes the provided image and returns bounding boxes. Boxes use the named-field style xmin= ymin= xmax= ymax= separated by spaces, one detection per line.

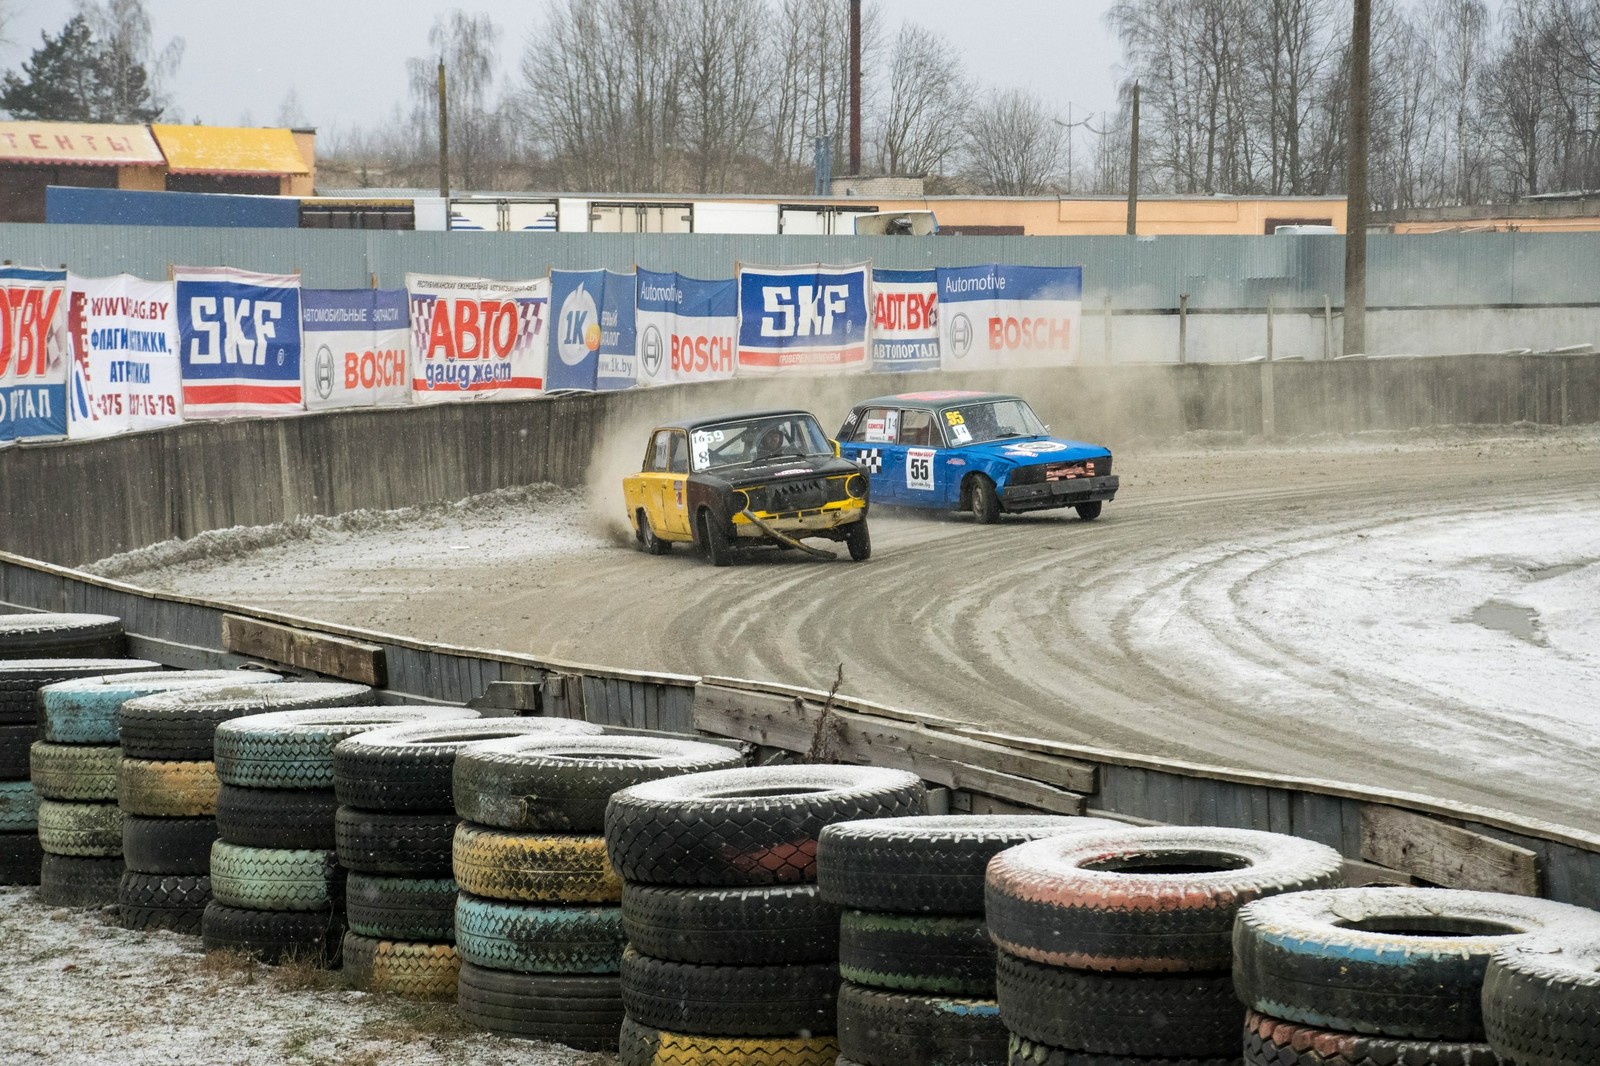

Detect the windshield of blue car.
xmin=689 ymin=414 xmax=833 ymax=472
xmin=941 ymin=400 xmax=1048 ymax=445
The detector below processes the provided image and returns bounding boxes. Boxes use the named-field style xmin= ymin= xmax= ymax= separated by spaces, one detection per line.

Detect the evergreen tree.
xmin=0 ymin=13 xmax=162 ymax=123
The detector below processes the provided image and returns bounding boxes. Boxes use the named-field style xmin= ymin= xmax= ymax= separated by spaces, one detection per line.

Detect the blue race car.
xmin=837 ymin=391 xmax=1119 ymax=522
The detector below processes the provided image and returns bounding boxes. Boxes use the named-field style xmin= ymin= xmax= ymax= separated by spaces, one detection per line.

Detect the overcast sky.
xmin=2 ymin=1 xmax=1125 ymax=141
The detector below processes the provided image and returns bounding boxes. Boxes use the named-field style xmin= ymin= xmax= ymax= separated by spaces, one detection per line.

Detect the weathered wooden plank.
xmin=1343 ymin=858 xmax=1415 ymax=888
xmin=221 ymin=614 xmax=387 ymax=687
xmin=469 ymin=681 xmax=544 ymax=714
xmin=1360 ymin=805 xmax=1539 ymax=895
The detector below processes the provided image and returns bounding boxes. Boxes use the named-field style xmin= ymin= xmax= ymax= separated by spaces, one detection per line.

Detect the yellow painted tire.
xmin=452 ymin=824 xmax=620 ymax=903
xmin=118 ymin=759 xmax=219 ymax=817
xmin=341 ymin=932 xmax=459 ymax=999
xmin=619 ymin=1017 xmax=839 ymax=1066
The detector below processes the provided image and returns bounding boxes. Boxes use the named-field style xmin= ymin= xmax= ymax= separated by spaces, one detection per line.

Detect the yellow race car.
xmin=622 ymin=409 xmax=871 ymax=566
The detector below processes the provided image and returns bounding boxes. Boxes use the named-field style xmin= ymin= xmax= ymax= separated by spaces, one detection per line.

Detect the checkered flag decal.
xmin=856 ymin=448 xmax=883 ymax=473
xmin=410 ymin=294 xmax=437 ymax=354
xmin=514 ymin=297 xmax=546 ymax=352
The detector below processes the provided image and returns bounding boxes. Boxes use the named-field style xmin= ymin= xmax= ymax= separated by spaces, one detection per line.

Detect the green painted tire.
xmin=208 ymin=840 xmax=343 ymax=912
xmin=37 ymin=798 xmax=122 ymax=857
xmin=454 ymin=892 xmax=625 ymax=974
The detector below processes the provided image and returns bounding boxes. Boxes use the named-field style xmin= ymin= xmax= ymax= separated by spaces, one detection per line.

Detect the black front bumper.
xmin=1001 ymin=474 xmax=1120 ymax=513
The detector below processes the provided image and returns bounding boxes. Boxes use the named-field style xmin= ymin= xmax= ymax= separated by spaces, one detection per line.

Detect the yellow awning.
xmin=0 ymin=121 xmax=164 ymax=166
xmin=151 ymin=125 xmax=309 ymax=176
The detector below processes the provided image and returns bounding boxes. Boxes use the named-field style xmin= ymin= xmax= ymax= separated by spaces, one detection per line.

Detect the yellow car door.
xmin=660 ymin=431 xmax=693 ymax=538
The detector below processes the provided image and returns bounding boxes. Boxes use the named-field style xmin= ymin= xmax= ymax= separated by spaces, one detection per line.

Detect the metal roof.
xmin=0 ymin=121 xmax=163 ymax=167
xmin=151 ymin=125 xmax=308 ymax=176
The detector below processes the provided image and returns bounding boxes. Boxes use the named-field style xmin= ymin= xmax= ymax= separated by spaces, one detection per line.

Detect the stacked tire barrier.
xmin=1235 ymin=887 xmax=1600 ymax=1066
xmin=1484 ymin=936 xmax=1600 ymax=1066
xmin=987 ymin=827 xmax=1346 ymax=1066
xmin=818 ymin=816 xmax=1123 ymax=1066
xmin=606 ymin=764 xmax=927 ymax=1066
xmin=0 ymin=614 xmax=127 ymax=660
xmin=333 ymin=717 xmax=602 ymax=1001
xmin=452 ymin=734 xmax=746 ymax=1048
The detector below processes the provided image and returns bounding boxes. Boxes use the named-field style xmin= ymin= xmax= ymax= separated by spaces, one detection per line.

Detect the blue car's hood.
xmin=956 ymin=435 xmax=1109 ymax=466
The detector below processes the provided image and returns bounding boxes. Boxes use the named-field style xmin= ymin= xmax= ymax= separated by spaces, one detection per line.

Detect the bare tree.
xmin=1480 ymin=0 xmax=1557 ymax=197
xmin=679 ymin=0 xmax=766 ymax=192
xmin=407 ymin=10 xmax=510 ymax=189
xmin=965 ymin=88 xmax=1066 ymax=195
xmin=73 ymin=0 xmax=184 ymax=121
xmin=875 ymin=23 xmax=971 ymax=175
xmin=766 ymin=0 xmax=882 ymax=185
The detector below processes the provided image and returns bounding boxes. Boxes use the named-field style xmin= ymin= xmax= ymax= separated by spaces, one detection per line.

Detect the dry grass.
xmin=271 ymin=951 xmax=343 ymax=994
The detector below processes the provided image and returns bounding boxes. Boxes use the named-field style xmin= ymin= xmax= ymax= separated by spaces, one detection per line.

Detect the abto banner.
xmin=736 ymin=263 xmax=869 ymax=376
xmin=548 ymin=269 xmax=637 ymax=391
xmin=406 ymin=274 xmax=547 ymax=403
xmin=635 ymin=269 xmax=736 ymax=388
xmin=935 ymin=264 xmax=1082 ymax=371
xmin=0 ymin=266 xmax=68 ymax=444
xmin=175 ymin=266 xmax=303 ymax=418
xmin=870 ymin=268 xmax=939 ymax=373
xmin=65 ymin=273 xmax=182 ymax=439
xmin=300 ymin=289 xmax=410 ymax=411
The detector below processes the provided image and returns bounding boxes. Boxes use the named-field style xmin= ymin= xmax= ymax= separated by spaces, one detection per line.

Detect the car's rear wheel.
xmin=971 ymin=476 xmax=1001 ymax=524
xmin=636 ymin=510 xmax=670 ymax=555
xmin=845 ymin=519 xmax=871 ymax=562
xmin=1075 ymin=501 xmax=1103 ymax=522
xmin=699 ymin=510 xmax=733 ymax=567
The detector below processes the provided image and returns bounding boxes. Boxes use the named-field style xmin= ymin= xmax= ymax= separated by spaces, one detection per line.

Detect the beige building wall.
xmin=117 ymin=166 xmax=165 ymax=192
xmin=866 ymin=196 xmax=1349 ymax=235
xmin=288 ymin=129 xmax=317 ymax=196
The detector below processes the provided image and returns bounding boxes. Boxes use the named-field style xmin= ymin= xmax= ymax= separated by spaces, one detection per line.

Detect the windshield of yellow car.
xmin=689 ymin=415 xmax=832 ymax=472
xmin=940 ymin=399 xmax=1048 ymax=446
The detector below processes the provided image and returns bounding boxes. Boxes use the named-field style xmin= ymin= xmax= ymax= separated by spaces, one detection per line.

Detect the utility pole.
xmin=849 ymin=0 xmax=862 ymax=176
xmin=437 ymin=59 xmax=450 ymax=201
xmin=1126 ymin=81 xmax=1141 ymax=236
xmin=1344 ymin=0 xmax=1371 ymax=355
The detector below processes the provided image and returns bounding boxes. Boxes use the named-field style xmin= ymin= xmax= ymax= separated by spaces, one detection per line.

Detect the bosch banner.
xmin=175 ymin=266 xmax=304 ymax=418
xmin=736 ymin=263 xmax=870 ymax=376
xmin=300 ymin=289 xmax=410 ymax=411
xmin=0 ymin=266 xmax=69 ymax=444
xmin=870 ymin=268 xmax=939 ymax=373
xmin=634 ymin=269 xmax=736 ymax=388
xmin=548 ymin=270 xmax=637 ymax=391
xmin=406 ymin=274 xmax=547 ymax=403
xmin=65 ymin=273 xmax=182 ymax=439
xmin=935 ymin=264 xmax=1082 ymax=371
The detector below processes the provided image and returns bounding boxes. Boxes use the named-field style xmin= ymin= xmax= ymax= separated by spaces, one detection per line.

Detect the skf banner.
xmin=548 ymin=269 xmax=637 ymax=391
xmin=0 ymin=266 xmax=69 ymax=444
xmin=936 ymin=264 xmax=1082 ymax=371
xmin=871 ymin=268 xmax=939 ymax=373
xmin=736 ymin=263 xmax=869 ymax=376
xmin=406 ymin=274 xmax=547 ymax=403
xmin=65 ymin=273 xmax=182 ymax=439
xmin=301 ymin=289 xmax=410 ymax=411
xmin=175 ymin=266 xmax=303 ymax=418
xmin=635 ymin=270 xmax=736 ymax=388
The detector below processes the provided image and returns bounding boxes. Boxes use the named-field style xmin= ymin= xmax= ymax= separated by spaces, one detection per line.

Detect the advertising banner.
xmin=548 ymin=269 xmax=637 ymax=391
xmin=65 ymin=273 xmax=182 ymax=439
xmin=870 ymin=268 xmax=939 ymax=373
xmin=175 ymin=265 xmax=303 ymax=418
xmin=406 ymin=274 xmax=548 ymax=403
xmin=935 ymin=264 xmax=1082 ymax=371
xmin=300 ymin=289 xmax=410 ymax=411
xmin=736 ymin=263 xmax=870 ymax=376
xmin=635 ymin=269 xmax=737 ymax=388
xmin=0 ymin=266 xmax=69 ymax=444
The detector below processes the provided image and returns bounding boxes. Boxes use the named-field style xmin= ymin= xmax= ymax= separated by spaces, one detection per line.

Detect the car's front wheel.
xmin=637 ymin=510 xmax=671 ymax=555
xmin=699 ymin=510 xmax=733 ymax=567
xmin=845 ymin=519 xmax=871 ymax=562
xmin=971 ymin=476 xmax=1001 ymax=524
xmin=1075 ymin=501 xmax=1103 ymax=522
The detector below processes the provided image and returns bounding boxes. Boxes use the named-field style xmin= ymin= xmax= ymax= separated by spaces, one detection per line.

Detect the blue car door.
xmin=895 ymin=408 xmax=949 ymax=510
xmin=842 ymin=406 xmax=908 ymax=504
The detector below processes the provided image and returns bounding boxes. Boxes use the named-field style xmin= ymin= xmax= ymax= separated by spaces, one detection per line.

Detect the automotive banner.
xmin=300 ymin=289 xmax=410 ymax=411
xmin=736 ymin=262 xmax=869 ymax=375
xmin=175 ymin=265 xmax=304 ymax=418
xmin=935 ymin=264 xmax=1082 ymax=371
xmin=65 ymin=273 xmax=182 ymax=439
xmin=634 ymin=269 xmax=736 ymax=388
xmin=548 ymin=269 xmax=637 ymax=391
xmin=0 ymin=266 xmax=69 ymax=444
xmin=406 ymin=273 xmax=547 ymax=403
xmin=870 ymin=268 xmax=939 ymax=373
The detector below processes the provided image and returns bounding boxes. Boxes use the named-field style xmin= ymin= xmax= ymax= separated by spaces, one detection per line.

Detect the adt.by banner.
xmin=936 ymin=264 xmax=1082 ymax=371
xmin=871 ymin=268 xmax=939 ymax=373
xmin=406 ymin=274 xmax=547 ymax=403
xmin=175 ymin=266 xmax=303 ymax=418
xmin=0 ymin=266 xmax=68 ymax=444
xmin=300 ymin=289 xmax=409 ymax=411
xmin=548 ymin=270 xmax=637 ymax=391
xmin=736 ymin=263 xmax=869 ymax=375
xmin=635 ymin=269 xmax=736 ymax=388
xmin=66 ymin=273 xmax=183 ymax=440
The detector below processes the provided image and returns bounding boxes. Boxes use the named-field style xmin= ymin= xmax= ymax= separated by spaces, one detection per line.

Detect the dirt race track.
xmin=121 ymin=430 xmax=1600 ymax=838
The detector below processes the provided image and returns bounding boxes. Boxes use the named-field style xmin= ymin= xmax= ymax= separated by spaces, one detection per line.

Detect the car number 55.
xmin=907 ymin=448 xmax=935 ymax=491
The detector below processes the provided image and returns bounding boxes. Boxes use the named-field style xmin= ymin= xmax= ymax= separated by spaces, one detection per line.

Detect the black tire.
xmin=605 ymin=764 xmax=926 ymax=886
xmin=1008 ymin=1033 xmax=1238 ymax=1066
xmin=209 ymin=841 xmax=343 ymax=911
xmin=332 ymin=717 xmax=601 ymax=813
xmin=345 ymin=873 xmax=457 ymax=942
xmin=1483 ymin=937 xmax=1600 ymax=1066
xmin=454 ymin=892 xmax=626 ymax=974
xmin=0 ymin=829 xmax=43 ymax=884
xmin=457 ymin=963 xmax=623 ymax=1051
xmin=29 ymin=742 xmax=119 ymax=801
xmin=37 ymin=669 xmax=280 ymax=743
xmin=342 ymin=932 xmax=460 ymax=999
xmin=1244 ymin=1008 xmax=1500 ymax=1066
xmin=0 ymin=723 xmax=35 ymax=776
xmin=638 ymin=509 xmax=671 ymax=555
xmin=700 ymin=508 xmax=734 ymax=567
xmin=39 ymin=853 xmax=124 ymax=907
xmin=122 ymin=815 xmax=218 ymax=874
xmin=840 ymin=910 xmax=994 ymax=996
xmin=118 ymin=872 xmax=211 ymax=934
xmin=621 ymin=882 xmax=840 ymax=965
xmin=971 ymin=476 xmax=1001 ymax=523
xmin=0 ymin=614 xmax=125 ymax=660
xmin=1 ymin=658 xmax=157 ymax=728
xmin=213 ymin=706 xmax=476 ymax=790
xmin=1233 ymin=887 xmax=1600 ymax=1042
xmin=838 ymin=981 xmax=1006 ymax=1066
xmin=453 ymin=734 xmax=745 ymax=834
xmin=620 ymin=945 xmax=840 ymax=1038
xmin=986 ymin=827 xmax=1345 ymax=973
xmin=201 ymin=900 xmax=343 ymax=965
xmin=818 ymin=815 xmax=1123 ymax=914
xmin=619 ymin=1016 xmax=838 ymax=1066
xmin=0 ymin=779 xmax=38 ymax=831
xmin=37 ymin=798 xmax=122 ymax=857
xmin=120 ymin=682 xmax=374 ymax=762
xmin=335 ymin=805 xmax=457 ymax=875
xmin=845 ymin=518 xmax=871 ymax=561
xmin=996 ymin=949 xmax=1242 ymax=1059
xmin=215 ymin=784 xmax=338 ymax=850
xmin=1075 ymin=501 xmax=1103 ymax=521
